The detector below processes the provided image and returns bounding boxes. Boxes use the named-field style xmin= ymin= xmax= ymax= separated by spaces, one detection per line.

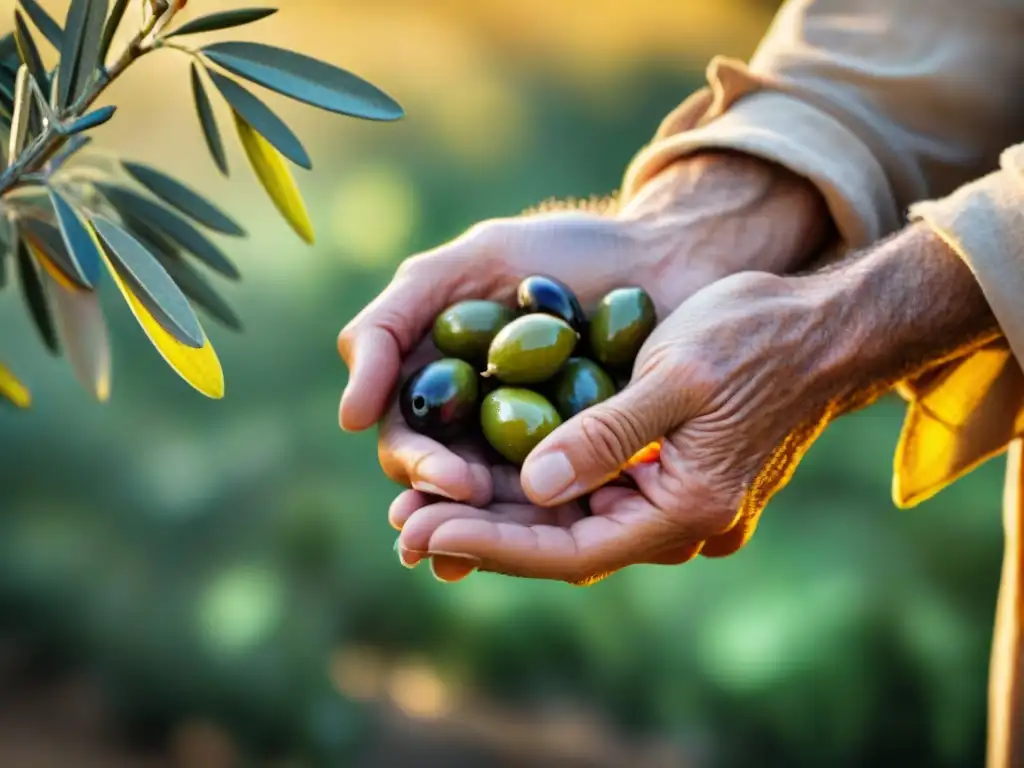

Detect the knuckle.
xmin=579 ymin=407 xmax=646 ymax=468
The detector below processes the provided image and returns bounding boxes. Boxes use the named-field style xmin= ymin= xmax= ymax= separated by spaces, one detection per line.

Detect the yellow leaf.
xmin=98 ymin=236 xmax=225 ymax=399
xmin=233 ymin=111 xmax=315 ymax=244
xmin=0 ymin=362 xmax=31 ymax=409
xmin=25 ymin=237 xmax=87 ymax=294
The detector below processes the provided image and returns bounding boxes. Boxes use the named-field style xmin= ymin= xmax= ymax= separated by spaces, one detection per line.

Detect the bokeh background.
xmin=0 ymin=0 xmax=1005 ymax=766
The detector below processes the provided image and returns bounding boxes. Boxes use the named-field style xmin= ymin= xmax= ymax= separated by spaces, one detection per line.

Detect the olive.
xmin=552 ymin=357 xmax=616 ymax=418
xmin=400 ymin=358 xmax=479 ymax=440
xmin=516 ymin=274 xmax=586 ymax=332
xmin=481 ymin=387 xmax=563 ymax=464
xmin=588 ymin=287 xmax=657 ymax=369
xmin=432 ymin=300 xmax=515 ymax=365
xmin=485 ymin=314 xmax=578 ymax=384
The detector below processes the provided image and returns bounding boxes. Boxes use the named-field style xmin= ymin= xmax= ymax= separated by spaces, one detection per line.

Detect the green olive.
xmin=481 ymin=388 xmax=563 ymax=464
xmin=588 ymin=287 xmax=657 ymax=369
xmin=432 ymin=300 xmax=515 ymax=365
xmin=485 ymin=314 xmax=578 ymax=384
xmin=399 ymin=358 xmax=479 ymax=441
xmin=552 ymin=357 xmax=616 ymax=418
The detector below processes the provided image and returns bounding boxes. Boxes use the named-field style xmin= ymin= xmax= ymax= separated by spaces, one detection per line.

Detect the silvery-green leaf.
xmin=39 ymin=261 xmax=111 ymax=402
xmin=155 ymin=250 xmax=243 ymax=332
xmin=0 ymin=33 xmax=18 ymax=67
xmin=17 ymin=236 xmax=59 ymax=353
xmin=8 ymin=65 xmax=30 ymax=162
xmin=58 ymin=0 xmax=108 ymax=108
xmin=190 ymin=63 xmax=228 ymax=176
xmin=94 ymin=182 xmax=240 ymax=280
xmin=207 ymin=69 xmax=311 ymax=169
xmin=64 ymin=104 xmax=115 ymax=135
xmin=121 ymin=160 xmax=245 ymax=236
xmin=14 ymin=11 xmax=48 ymax=93
xmin=201 ymin=42 xmax=403 ymax=121
xmin=98 ymin=0 xmax=129 ymax=67
xmin=167 ymin=8 xmax=277 ymax=38
xmin=91 ymin=215 xmax=204 ymax=348
xmin=48 ymin=187 xmax=102 ymax=287
xmin=19 ymin=217 xmax=93 ymax=290
xmin=18 ymin=0 xmax=64 ymax=51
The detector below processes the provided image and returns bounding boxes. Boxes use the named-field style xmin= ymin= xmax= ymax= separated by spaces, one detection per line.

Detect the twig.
xmin=0 ymin=4 xmax=183 ymax=197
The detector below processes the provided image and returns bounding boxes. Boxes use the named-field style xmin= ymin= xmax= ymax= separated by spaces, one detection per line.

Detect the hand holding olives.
xmin=396 ymin=275 xmax=658 ymax=465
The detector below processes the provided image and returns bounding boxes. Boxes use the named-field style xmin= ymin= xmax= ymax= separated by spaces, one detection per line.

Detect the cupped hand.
xmin=338 ymin=153 xmax=832 ymax=513
xmin=393 ymin=269 xmax=863 ymax=584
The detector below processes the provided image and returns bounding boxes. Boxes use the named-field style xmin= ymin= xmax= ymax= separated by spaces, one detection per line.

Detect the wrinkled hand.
xmin=392 ymin=270 xmax=857 ymax=583
xmin=336 ymin=152 xmax=832 ymax=580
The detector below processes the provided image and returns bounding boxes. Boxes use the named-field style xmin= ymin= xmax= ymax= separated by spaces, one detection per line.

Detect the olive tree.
xmin=0 ymin=0 xmax=402 ymax=407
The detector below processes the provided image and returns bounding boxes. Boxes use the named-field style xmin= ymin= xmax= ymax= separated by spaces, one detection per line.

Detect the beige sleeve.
xmin=621 ymin=0 xmax=1024 ymax=249
xmin=617 ymin=0 xmax=1024 ymax=508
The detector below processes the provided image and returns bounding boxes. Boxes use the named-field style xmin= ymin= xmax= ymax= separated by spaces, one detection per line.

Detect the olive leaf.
xmin=20 ymin=217 xmax=93 ymax=290
xmin=98 ymin=0 xmax=129 ymax=67
xmin=64 ymin=103 xmax=116 ymax=135
xmin=17 ymin=237 xmax=59 ymax=353
xmin=95 ymin=227 xmax=224 ymax=399
xmin=18 ymin=0 xmax=64 ymax=51
xmin=48 ymin=187 xmax=103 ymax=287
xmin=8 ymin=65 xmax=30 ymax=161
xmin=167 ymin=8 xmax=277 ymax=38
xmin=201 ymin=41 xmax=403 ymax=121
xmin=207 ymin=69 xmax=311 ymax=169
xmin=14 ymin=11 xmax=48 ymax=94
xmin=33 ymin=242 xmax=111 ymax=402
xmin=58 ymin=0 xmax=108 ymax=109
xmin=91 ymin=215 xmax=204 ymax=348
xmin=234 ymin=112 xmax=314 ymax=244
xmin=154 ymin=250 xmax=243 ymax=332
xmin=190 ymin=63 xmax=228 ymax=176
xmin=0 ymin=361 xmax=31 ymax=408
xmin=94 ymin=182 xmax=240 ymax=279
xmin=121 ymin=160 xmax=245 ymax=236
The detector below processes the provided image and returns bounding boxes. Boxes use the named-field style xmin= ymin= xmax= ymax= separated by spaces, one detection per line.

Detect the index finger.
xmin=337 ymin=237 xmax=501 ymax=431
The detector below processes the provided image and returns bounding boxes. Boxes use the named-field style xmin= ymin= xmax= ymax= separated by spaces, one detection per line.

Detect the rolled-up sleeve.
xmin=619 ymin=0 xmax=1024 ymax=507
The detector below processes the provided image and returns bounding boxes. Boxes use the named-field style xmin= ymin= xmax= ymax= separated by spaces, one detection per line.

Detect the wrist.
xmin=798 ymin=223 xmax=999 ymax=395
xmin=618 ymin=150 xmax=835 ymax=284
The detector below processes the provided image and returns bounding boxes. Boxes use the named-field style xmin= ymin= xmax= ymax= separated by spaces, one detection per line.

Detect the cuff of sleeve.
xmin=910 ymin=147 xmax=1024 ymax=366
xmin=620 ymin=58 xmax=900 ymax=248
xmin=894 ymin=146 xmax=1024 ymax=507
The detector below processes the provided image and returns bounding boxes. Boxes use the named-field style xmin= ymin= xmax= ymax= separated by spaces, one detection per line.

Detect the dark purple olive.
xmin=400 ymin=358 xmax=479 ymax=441
xmin=516 ymin=274 xmax=586 ymax=332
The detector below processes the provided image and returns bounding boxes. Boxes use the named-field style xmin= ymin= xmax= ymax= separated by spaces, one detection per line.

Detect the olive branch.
xmin=0 ymin=0 xmax=403 ymax=407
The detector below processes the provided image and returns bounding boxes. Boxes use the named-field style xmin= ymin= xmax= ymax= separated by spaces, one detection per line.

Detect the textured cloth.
xmin=616 ymin=2 xmax=1024 ymax=765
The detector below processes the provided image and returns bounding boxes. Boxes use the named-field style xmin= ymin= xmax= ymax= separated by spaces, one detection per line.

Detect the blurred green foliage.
xmin=0 ymin=30 xmax=1007 ymax=768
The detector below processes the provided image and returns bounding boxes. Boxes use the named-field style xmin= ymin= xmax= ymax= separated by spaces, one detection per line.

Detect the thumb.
xmin=521 ymin=369 xmax=685 ymax=506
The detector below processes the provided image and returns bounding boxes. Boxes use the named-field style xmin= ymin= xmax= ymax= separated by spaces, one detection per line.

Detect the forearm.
xmin=618 ymin=151 xmax=835 ymax=281
xmin=808 ymin=223 xmax=1000 ymax=400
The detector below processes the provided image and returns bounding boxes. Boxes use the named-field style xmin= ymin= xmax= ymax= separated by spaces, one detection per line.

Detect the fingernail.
xmin=412 ymin=480 xmax=451 ymax=498
xmin=426 ymin=550 xmax=482 ymax=566
xmin=395 ymin=538 xmax=426 ymax=568
xmin=522 ymin=452 xmax=576 ymax=503
xmin=428 ymin=552 xmax=481 ymax=583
